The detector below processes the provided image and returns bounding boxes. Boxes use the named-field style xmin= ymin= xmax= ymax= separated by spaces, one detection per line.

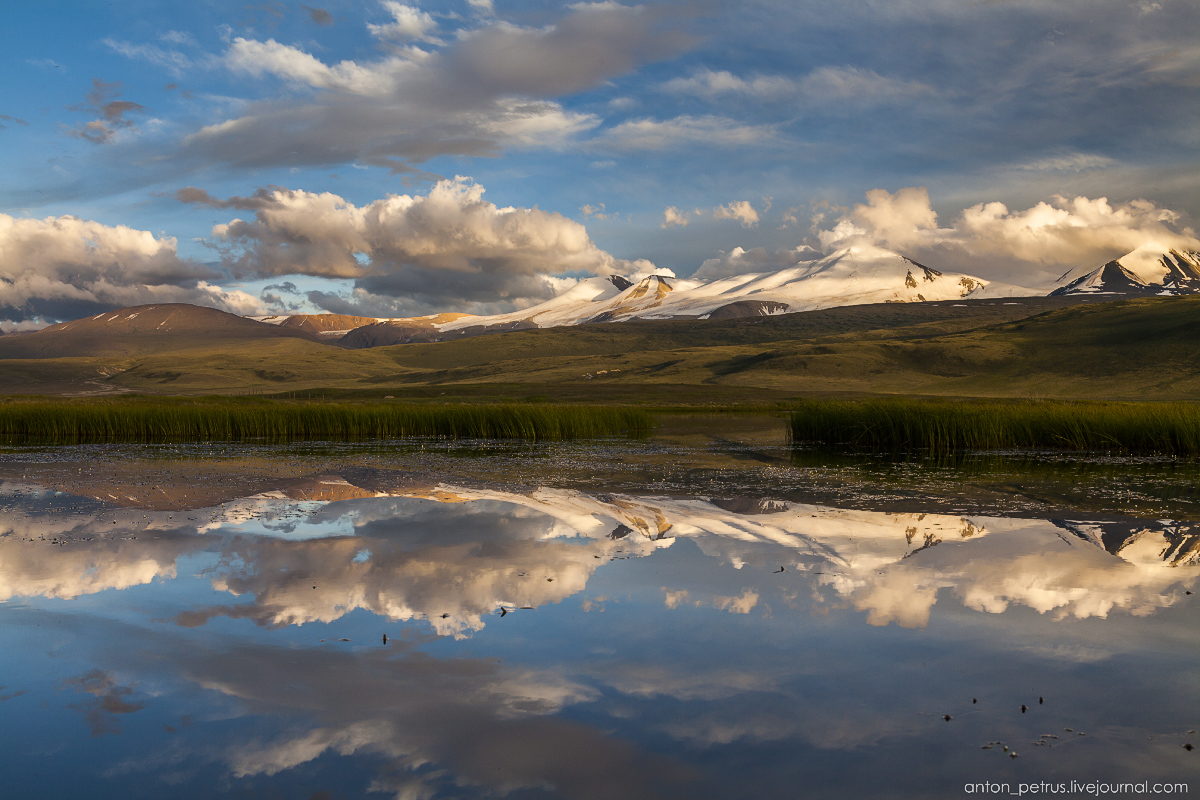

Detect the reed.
xmin=0 ymin=397 xmax=654 ymax=444
xmin=788 ymin=398 xmax=1200 ymax=455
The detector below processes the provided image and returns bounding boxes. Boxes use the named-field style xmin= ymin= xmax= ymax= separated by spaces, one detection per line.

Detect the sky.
xmin=1 ymin=0 xmax=1198 ymax=326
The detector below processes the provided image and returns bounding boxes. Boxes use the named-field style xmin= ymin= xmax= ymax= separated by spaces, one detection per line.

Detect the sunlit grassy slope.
xmin=2 ymin=295 xmax=1198 ymax=401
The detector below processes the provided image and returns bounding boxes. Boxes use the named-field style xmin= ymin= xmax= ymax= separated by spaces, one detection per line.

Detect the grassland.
xmin=789 ymin=397 xmax=1200 ymax=454
xmin=0 ymin=397 xmax=653 ymax=444
xmin=1 ymin=295 xmax=1199 ymax=402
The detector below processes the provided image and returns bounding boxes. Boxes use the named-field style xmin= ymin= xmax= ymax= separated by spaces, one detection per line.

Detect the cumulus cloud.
xmin=0 ymin=212 xmax=258 ymax=324
xmin=367 ymin=2 xmax=438 ymax=43
xmin=661 ymin=206 xmax=691 ymax=228
xmin=198 ymin=177 xmax=649 ymax=314
xmin=712 ymin=200 xmax=759 ymax=228
xmin=815 ymin=187 xmax=1200 ymax=283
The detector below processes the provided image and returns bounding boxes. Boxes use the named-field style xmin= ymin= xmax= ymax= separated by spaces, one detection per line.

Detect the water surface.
xmin=1 ymin=425 xmax=1197 ymax=798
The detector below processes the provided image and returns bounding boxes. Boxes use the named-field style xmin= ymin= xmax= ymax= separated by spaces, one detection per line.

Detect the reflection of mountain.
xmin=2 ymin=477 xmax=1195 ymax=632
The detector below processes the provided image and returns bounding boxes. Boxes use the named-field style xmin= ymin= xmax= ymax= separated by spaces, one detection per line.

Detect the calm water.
xmin=1 ymin=421 xmax=1197 ymax=799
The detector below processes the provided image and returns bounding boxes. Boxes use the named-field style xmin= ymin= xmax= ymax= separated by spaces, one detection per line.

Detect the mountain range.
xmin=1 ymin=244 xmax=1196 ymax=366
xmin=246 ymin=244 xmax=1200 ymax=348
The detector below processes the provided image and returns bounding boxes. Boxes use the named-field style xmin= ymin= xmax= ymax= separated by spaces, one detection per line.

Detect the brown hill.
xmin=258 ymin=313 xmax=383 ymax=335
xmin=0 ymin=304 xmax=325 ymax=359
xmin=337 ymin=313 xmax=479 ymax=348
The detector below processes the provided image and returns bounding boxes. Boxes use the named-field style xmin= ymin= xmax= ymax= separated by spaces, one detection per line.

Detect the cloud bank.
xmin=817 ymin=187 xmax=1200 ymax=283
xmin=697 ymin=188 xmax=1200 ymax=285
xmin=199 ymin=177 xmax=650 ymax=316
xmin=0 ymin=212 xmax=256 ymax=324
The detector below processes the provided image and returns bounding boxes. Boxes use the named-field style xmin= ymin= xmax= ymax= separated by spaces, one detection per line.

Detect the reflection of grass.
xmin=0 ymin=397 xmax=653 ymax=443
xmin=789 ymin=398 xmax=1200 ymax=454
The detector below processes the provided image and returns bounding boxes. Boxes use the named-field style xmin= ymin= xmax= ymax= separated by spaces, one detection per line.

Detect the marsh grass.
xmin=789 ymin=398 xmax=1200 ymax=455
xmin=0 ymin=397 xmax=653 ymax=444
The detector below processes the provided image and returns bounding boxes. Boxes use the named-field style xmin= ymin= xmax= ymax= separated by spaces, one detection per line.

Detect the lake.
xmin=1 ymin=417 xmax=1196 ymax=799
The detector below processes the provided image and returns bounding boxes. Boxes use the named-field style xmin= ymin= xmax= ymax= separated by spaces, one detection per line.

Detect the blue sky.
xmin=1 ymin=0 xmax=1198 ymax=323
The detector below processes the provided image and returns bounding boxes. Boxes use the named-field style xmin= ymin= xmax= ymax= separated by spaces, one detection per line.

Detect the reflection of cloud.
xmin=4 ymin=478 xmax=1195 ymax=638
xmin=63 ymin=669 xmax=146 ymax=736
xmin=171 ymin=643 xmax=695 ymax=798
xmin=0 ymin=501 xmax=187 ymax=600
xmin=187 ymin=490 xmax=667 ymax=635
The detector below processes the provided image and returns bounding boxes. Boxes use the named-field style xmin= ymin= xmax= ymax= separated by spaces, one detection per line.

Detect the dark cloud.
xmin=0 ymin=114 xmax=29 ymax=130
xmin=66 ymin=79 xmax=146 ymax=144
xmin=302 ymin=5 xmax=332 ymax=26
xmin=174 ymin=185 xmax=277 ymax=210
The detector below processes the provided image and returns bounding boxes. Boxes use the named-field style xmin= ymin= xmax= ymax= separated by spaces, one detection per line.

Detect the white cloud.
xmin=660 ymin=66 xmax=934 ymax=104
xmin=661 ymin=206 xmax=690 ymax=228
xmin=662 ymin=69 xmax=793 ymax=98
xmin=224 ymin=37 xmax=409 ymax=95
xmin=103 ymin=38 xmax=196 ymax=77
xmin=797 ymin=66 xmax=934 ymax=102
xmin=815 ymin=187 xmax=1200 ymax=282
xmin=713 ymin=200 xmax=759 ymax=228
xmin=597 ymin=115 xmax=776 ymax=150
xmin=485 ymin=99 xmax=600 ymax=147
xmin=956 ymin=195 xmax=1199 ymax=265
xmin=367 ymin=2 xmax=439 ymax=43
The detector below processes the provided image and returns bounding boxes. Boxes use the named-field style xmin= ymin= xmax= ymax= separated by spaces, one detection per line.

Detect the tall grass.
xmin=0 ymin=397 xmax=653 ymax=444
xmin=789 ymin=398 xmax=1200 ymax=455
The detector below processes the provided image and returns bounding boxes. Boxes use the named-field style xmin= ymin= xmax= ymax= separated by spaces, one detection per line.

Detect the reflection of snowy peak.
xmin=4 ymin=477 xmax=1197 ymax=634
xmin=1051 ymin=248 xmax=1200 ymax=297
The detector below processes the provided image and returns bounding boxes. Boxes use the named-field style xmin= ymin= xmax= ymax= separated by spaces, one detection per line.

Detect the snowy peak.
xmin=1160 ymin=249 xmax=1200 ymax=291
xmin=1051 ymin=247 xmax=1200 ymax=297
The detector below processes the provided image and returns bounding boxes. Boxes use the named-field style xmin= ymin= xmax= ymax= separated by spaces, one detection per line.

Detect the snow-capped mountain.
xmin=1051 ymin=246 xmax=1200 ymax=297
xmin=435 ymin=244 xmax=1032 ymax=331
xmin=270 ymin=245 xmax=1034 ymax=346
xmin=244 ymin=243 xmax=1200 ymax=348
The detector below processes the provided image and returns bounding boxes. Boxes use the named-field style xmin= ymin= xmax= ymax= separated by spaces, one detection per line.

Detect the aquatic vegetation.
xmin=789 ymin=398 xmax=1200 ymax=455
xmin=0 ymin=397 xmax=653 ymax=443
